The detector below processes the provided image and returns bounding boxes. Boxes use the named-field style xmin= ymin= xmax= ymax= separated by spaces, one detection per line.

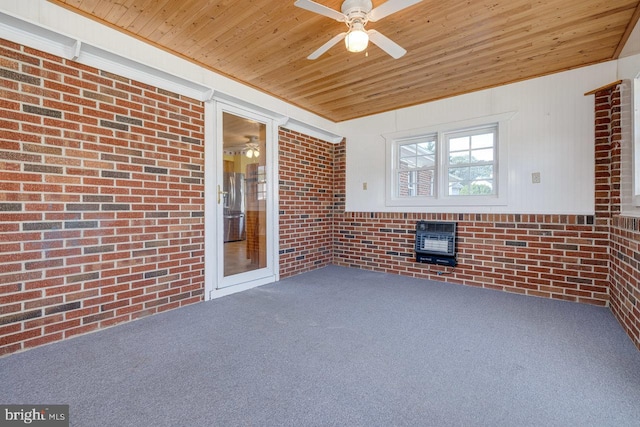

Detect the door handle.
xmin=217 ymin=185 xmax=228 ymax=204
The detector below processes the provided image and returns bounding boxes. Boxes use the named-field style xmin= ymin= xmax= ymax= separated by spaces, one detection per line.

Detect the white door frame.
xmin=204 ymin=99 xmax=281 ymax=300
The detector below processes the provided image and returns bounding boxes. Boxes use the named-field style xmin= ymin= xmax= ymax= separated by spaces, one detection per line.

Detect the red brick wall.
xmin=0 ymin=40 xmax=205 ymax=356
xmin=2 ymin=37 xmax=638 ymax=356
xmin=333 ymin=213 xmax=609 ymax=305
xmin=278 ymin=129 xmax=335 ymax=277
xmin=596 ymin=84 xmax=640 ymax=351
xmin=611 ymin=217 xmax=640 ymax=350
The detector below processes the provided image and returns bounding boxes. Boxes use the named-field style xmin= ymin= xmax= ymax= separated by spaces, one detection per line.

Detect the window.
xmin=446 ymin=126 xmax=496 ymax=196
xmin=385 ymin=113 xmax=511 ymax=207
xmin=397 ymin=135 xmax=436 ymax=197
xmin=634 ymin=77 xmax=640 ymax=206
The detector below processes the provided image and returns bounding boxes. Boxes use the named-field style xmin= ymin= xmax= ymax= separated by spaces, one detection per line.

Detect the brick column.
xmin=595 ymin=82 xmax=640 ymax=351
xmin=593 ymin=84 xmax=621 ymax=226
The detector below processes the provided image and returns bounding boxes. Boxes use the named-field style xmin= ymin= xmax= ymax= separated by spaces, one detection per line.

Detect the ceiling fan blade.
xmin=294 ymin=0 xmax=346 ymax=22
xmin=368 ymin=0 xmax=423 ymax=22
xmin=308 ymin=32 xmax=347 ymax=60
xmin=367 ymin=30 xmax=407 ymax=59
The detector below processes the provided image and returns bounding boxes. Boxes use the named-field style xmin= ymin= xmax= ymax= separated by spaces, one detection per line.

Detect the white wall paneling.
xmin=338 ymin=61 xmax=621 ymax=214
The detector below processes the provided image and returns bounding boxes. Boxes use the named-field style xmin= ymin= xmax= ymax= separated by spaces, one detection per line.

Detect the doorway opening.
xmin=205 ymin=100 xmax=279 ymax=298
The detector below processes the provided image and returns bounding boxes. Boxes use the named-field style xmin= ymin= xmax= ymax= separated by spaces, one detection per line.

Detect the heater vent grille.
xmin=416 ymin=234 xmax=454 ymax=255
xmin=415 ymin=221 xmax=457 ymax=266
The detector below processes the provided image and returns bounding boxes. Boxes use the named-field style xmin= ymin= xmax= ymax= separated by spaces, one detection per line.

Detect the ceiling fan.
xmin=244 ymin=136 xmax=260 ymax=158
xmin=294 ymin=0 xmax=423 ymax=60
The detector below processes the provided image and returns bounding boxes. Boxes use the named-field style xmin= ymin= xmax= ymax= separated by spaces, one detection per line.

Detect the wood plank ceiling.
xmin=48 ymin=0 xmax=640 ymax=122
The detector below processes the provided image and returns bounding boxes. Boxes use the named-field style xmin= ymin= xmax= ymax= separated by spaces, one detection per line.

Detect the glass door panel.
xmin=220 ymin=112 xmax=267 ymax=279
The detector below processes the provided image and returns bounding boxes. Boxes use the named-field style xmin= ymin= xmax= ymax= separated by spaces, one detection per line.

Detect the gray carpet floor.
xmin=2 ymin=265 xmax=640 ymax=426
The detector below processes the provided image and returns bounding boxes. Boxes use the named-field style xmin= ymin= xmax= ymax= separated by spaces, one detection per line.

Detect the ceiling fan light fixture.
xmin=345 ymin=21 xmax=368 ymax=52
xmin=246 ymin=147 xmax=261 ymax=158
xmin=245 ymin=136 xmax=260 ymax=159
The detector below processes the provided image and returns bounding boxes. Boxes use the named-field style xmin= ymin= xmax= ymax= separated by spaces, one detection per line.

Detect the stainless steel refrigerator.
xmin=223 ymin=172 xmax=245 ymax=242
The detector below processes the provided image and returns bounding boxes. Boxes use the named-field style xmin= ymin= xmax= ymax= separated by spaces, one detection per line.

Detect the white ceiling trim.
xmin=284 ymin=118 xmax=345 ymax=144
xmin=0 ymin=11 xmax=210 ymax=101
xmin=0 ymin=10 xmax=344 ymax=144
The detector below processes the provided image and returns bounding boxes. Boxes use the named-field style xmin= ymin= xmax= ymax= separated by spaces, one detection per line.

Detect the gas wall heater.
xmin=415 ymin=221 xmax=457 ymax=267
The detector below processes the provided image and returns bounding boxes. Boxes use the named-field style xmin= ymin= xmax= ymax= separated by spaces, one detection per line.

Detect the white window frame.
xmin=633 ymin=76 xmax=640 ymax=207
xmin=395 ymin=134 xmax=437 ymax=198
xmin=445 ymin=124 xmax=498 ymax=197
xmin=384 ymin=113 xmax=513 ymax=207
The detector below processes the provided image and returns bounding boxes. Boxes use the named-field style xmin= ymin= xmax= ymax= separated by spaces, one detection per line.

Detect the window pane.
xmin=398 ymin=171 xmax=413 ymax=196
xmin=398 ymin=169 xmax=434 ymax=197
xmin=399 ymin=144 xmax=416 ymax=158
xmin=416 ymin=169 xmax=435 ymax=196
xmin=468 ymin=180 xmax=493 ymax=195
xmin=417 ymin=141 xmax=435 ymax=155
xmin=449 ymin=136 xmax=469 ymax=152
xmin=471 ymin=133 xmax=494 ymax=149
xmin=471 ymin=148 xmax=493 ymax=162
xmin=416 ymin=155 xmax=435 ymax=168
xmin=448 ymin=181 xmax=465 ymax=195
xmin=470 ymin=165 xmax=493 ymax=180
xmin=400 ymin=158 xmax=415 ymax=168
xmin=449 ymin=152 xmax=470 ymax=165
xmin=401 ymin=141 xmax=435 ymax=166
xmin=450 ymin=181 xmax=494 ymax=195
xmin=448 ymin=166 xmax=470 ymax=181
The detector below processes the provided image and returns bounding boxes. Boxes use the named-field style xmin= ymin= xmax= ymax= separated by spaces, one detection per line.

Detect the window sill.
xmin=386 ymin=194 xmax=508 ymax=208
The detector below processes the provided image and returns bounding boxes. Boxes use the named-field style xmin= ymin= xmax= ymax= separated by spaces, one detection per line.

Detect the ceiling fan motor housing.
xmin=341 ymin=0 xmax=373 ymax=21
